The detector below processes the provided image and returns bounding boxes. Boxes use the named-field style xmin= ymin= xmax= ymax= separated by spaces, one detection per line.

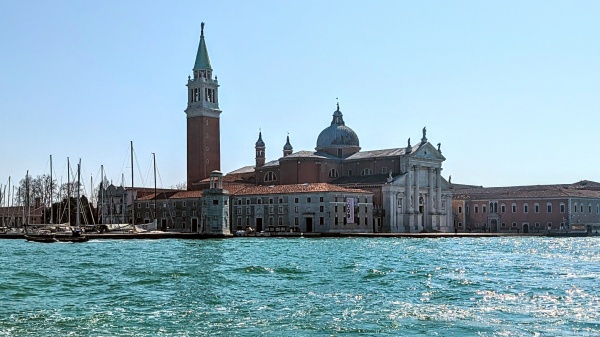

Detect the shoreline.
xmin=0 ymin=231 xmax=593 ymax=240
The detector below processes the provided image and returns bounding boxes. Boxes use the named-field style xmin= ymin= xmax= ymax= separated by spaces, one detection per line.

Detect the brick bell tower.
xmin=186 ymin=22 xmax=221 ymax=190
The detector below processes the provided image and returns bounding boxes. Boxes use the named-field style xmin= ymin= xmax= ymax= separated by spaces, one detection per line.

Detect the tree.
xmin=170 ymin=182 xmax=187 ymax=190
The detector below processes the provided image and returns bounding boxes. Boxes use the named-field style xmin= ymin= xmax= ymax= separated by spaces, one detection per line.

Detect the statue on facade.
xmin=421 ymin=127 xmax=427 ymax=144
xmin=437 ymin=142 xmax=442 ymax=153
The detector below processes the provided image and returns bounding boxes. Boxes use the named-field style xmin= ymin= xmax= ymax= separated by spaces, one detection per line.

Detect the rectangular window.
xmin=319 ymin=206 xmax=324 ymax=212
xmin=547 ymin=204 xmax=552 ymax=213
xmin=163 ymin=202 xmax=167 ymax=207
xmin=278 ymin=206 xmax=283 ymax=214
xmin=474 ymin=205 xmax=478 ymax=214
xmin=269 ymin=206 xmax=274 ymax=214
xmin=294 ymin=217 xmax=298 ymax=226
xmin=512 ymin=222 xmax=517 ymax=227
xmin=307 ymin=197 xmax=312 ymax=203
xmin=501 ymin=222 xmax=506 ymax=227
xmin=560 ymin=204 xmax=565 ymax=213
xmin=294 ymin=198 xmax=299 ymax=203
xmin=193 ymin=201 xmax=197 ymax=207
xmin=237 ymin=208 xmax=242 ymax=215
xmin=246 ymin=207 xmax=250 ymax=214
xmin=512 ymin=204 xmax=516 ymax=213
xmin=278 ymin=217 xmax=283 ymax=225
xmin=382 ymin=167 xmax=388 ymax=174
xmin=589 ymin=205 xmax=592 ymax=213
xmin=466 ymin=205 xmax=469 ymax=214
xmin=501 ymin=204 xmax=506 ymax=213
xmin=524 ymin=204 xmax=528 ymax=213
xmin=458 ymin=206 xmax=462 ymax=214
xmin=294 ymin=206 xmax=298 ymax=213
xmin=193 ymin=211 xmax=197 ymax=216
xmin=348 ymin=169 xmax=352 ymax=176
xmin=535 ymin=204 xmax=539 ymax=213
xmin=482 ymin=205 xmax=487 ymax=213
xmin=257 ymin=199 xmax=262 ymax=204
xmin=183 ymin=202 xmax=186 ymax=207
xmin=269 ymin=198 xmax=273 ymax=204
xmin=319 ymin=197 xmax=324 ymax=203
xmin=182 ymin=211 xmax=186 ymax=217
xmin=278 ymin=198 xmax=283 ymax=204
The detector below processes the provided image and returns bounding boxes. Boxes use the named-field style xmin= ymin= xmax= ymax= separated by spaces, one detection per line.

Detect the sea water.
xmin=0 ymin=237 xmax=599 ymax=336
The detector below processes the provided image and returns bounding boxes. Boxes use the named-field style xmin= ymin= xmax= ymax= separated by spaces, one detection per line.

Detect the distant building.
xmin=451 ymin=180 xmax=600 ymax=233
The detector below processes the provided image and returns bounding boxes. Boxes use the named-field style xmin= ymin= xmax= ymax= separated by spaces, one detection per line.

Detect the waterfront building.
xmin=451 ymin=180 xmax=600 ymax=233
xmin=230 ymin=183 xmax=373 ymax=233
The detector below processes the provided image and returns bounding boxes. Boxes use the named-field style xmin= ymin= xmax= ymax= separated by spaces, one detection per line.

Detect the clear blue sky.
xmin=1 ymin=1 xmax=599 ymax=192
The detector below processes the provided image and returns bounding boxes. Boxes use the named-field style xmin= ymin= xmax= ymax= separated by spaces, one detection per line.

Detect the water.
xmin=0 ymin=237 xmax=599 ymax=336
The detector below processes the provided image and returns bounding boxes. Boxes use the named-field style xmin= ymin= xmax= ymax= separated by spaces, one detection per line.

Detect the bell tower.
xmin=186 ymin=22 xmax=221 ymax=189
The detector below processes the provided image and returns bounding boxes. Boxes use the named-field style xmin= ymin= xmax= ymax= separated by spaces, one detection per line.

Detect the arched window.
xmin=264 ymin=171 xmax=277 ymax=182
xmin=361 ymin=168 xmax=373 ymax=176
xmin=328 ymin=168 xmax=339 ymax=178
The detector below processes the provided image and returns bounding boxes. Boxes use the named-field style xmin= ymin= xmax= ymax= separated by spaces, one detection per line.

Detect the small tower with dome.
xmin=255 ymin=131 xmax=266 ymax=167
xmin=200 ymin=170 xmax=231 ymax=236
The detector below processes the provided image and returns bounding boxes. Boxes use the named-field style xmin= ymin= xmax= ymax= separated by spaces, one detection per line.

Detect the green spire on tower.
xmin=193 ymin=22 xmax=212 ymax=71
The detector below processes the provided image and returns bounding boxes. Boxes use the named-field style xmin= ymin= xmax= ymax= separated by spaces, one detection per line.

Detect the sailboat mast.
xmin=25 ymin=170 xmax=30 ymax=226
xmin=121 ymin=173 xmax=125 ymax=224
xmin=130 ymin=141 xmax=134 ymax=225
xmin=100 ymin=165 xmax=104 ymax=224
xmin=76 ymin=159 xmax=81 ymax=227
xmin=50 ymin=155 xmax=53 ymax=224
xmin=153 ymin=152 xmax=156 ymax=221
xmin=67 ymin=157 xmax=71 ymax=226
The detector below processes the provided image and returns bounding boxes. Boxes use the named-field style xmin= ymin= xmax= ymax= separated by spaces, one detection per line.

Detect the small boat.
xmin=25 ymin=235 xmax=58 ymax=243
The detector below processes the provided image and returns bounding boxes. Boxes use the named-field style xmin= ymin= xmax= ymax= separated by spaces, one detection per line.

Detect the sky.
xmin=1 ymin=0 xmax=599 ymax=194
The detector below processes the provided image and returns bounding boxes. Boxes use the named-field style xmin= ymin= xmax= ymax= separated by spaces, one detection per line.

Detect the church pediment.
xmin=411 ymin=142 xmax=446 ymax=161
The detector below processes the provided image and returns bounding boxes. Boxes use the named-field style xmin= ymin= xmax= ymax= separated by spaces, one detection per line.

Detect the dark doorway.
xmin=192 ymin=218 xmax=198 ymax=232
xmin=523 ymin=223 xmax=529 ymax=233
xmin=256 ymin=218 xmax=263 ymax=232
xmin=491 ymin=219 xmax=498 ymax=232
xmin=306 ymin=217 xmax=313 ymax=232
xmin=161 ymin=219 xmax=167 ymax=231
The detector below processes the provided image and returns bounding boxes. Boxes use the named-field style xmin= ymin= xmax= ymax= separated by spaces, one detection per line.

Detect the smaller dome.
xmin=255 ymin=131 xmax=265 ymax=148
xmin=283 ymin=135 xmax=293 ymax=151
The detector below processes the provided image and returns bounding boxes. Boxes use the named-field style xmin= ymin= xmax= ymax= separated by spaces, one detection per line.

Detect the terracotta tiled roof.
xmin=170 ymin=190 xmax=203 ymax=199
xmin=232 ymin=183 xmax=371 ymax=196
xmin=453 ymin=181 xmax=600 ymax=200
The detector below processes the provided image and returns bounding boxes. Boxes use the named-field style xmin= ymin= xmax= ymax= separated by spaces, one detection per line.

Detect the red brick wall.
xmin=187 ymin=116 xmax=220 ymax=189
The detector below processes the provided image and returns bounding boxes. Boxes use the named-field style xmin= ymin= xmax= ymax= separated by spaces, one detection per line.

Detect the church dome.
xmin=316 ymin=104 xmax=359 ymax=151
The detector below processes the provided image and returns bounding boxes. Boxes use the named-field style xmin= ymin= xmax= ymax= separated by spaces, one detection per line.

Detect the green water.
xmin=0 ymin=237 xmax=599 ymax=336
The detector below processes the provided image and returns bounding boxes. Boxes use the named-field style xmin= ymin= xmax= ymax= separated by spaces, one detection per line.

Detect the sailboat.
xmin=25 ymin=157 xmax=89 ymax=243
